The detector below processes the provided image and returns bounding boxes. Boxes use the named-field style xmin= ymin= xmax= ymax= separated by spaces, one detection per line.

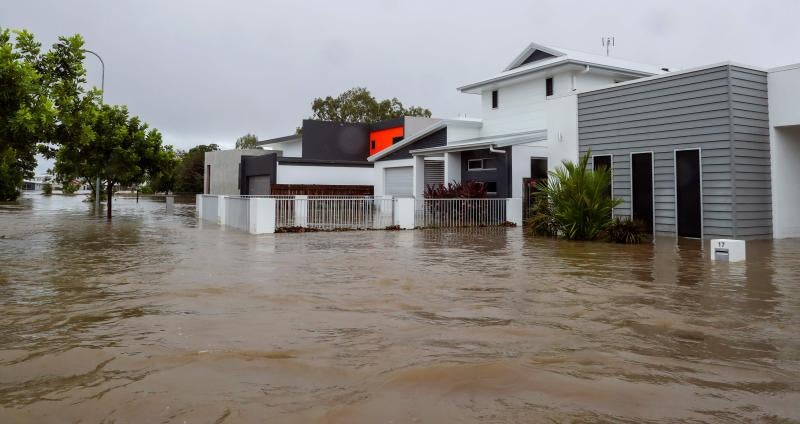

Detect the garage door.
xmin=247 ymin=175 xmax=270 ymax=195
xmin=384 ymin=166 xmax=413 ymax=197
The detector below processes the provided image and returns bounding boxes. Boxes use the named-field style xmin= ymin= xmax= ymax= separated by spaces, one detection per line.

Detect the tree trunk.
xmin=106 ymin=180 xmax=113 ymax=219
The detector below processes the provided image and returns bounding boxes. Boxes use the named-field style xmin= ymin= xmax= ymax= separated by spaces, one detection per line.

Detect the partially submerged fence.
xmin=197 ymin=195 xmax=521 ymax=234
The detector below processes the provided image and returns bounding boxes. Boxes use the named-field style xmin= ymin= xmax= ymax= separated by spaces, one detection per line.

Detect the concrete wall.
xmin=768 ymin=63 xmax=800 ymax=238
xmin=275 ymin=163 xmax=374 ymax=186
xmin=578 ymin=64 xmax=772 ymax=239
xmin=205 ymin=149 xmax=270 ymax=195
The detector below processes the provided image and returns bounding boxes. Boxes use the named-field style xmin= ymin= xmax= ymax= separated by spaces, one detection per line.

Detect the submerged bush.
xmin=605 ymin=217 xmax=649 ymax=244
xmin=42 ymin=182 xmax=53 ymax=195
xmin=526 ymin=194 xmax=558 ymax=237
xmin=533 ymin=152 xmax=621 ymax=241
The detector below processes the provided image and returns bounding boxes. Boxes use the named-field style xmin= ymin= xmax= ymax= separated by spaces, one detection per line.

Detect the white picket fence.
xmin=197 ymin=195 xmax=521 ymax=234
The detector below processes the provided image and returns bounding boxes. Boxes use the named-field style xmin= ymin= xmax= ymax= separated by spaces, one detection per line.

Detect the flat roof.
xmin=256 ymin=134 xmax=301 ymax=146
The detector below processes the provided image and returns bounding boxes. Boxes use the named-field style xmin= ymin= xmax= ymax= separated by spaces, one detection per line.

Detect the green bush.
xmin=534 ymin=152 xmax=621 ymax=241
xmin=61 ymin=181 xmax=79 ymax=195
xmin=42 ymin=182 xmax=53 ymax=195
xmin=605 ymin=217 xmax=649 ymax=244
xmin=526 ymin=194 xmax=558 ymax=237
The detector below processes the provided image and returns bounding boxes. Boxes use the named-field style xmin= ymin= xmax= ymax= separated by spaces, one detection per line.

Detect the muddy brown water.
xmin=1 ymin=194 xmax=799 ymax=423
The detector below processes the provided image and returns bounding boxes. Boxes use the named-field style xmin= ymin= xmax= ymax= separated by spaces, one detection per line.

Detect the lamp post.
xmin=84 ymin=49 xmax=104 ymax=208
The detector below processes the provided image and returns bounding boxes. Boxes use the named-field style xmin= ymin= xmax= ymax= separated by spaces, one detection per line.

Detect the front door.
xmin=675 ymin=150 xmax=702 ymax=238
xmin=631 ymin=153 xmax=654 ymax=233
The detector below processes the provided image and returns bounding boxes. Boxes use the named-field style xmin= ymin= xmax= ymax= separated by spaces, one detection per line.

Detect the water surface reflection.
xmin=1 ymin=194 xmax=799 ymax=423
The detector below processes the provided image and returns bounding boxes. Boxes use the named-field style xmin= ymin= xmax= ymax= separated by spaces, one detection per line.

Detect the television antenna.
xmin=601 ymin=36 xmax=615 ymax=56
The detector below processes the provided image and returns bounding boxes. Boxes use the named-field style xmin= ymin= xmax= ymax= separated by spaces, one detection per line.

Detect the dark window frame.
xmin=370 ymin=140 xmax=376 ymax=150
xmin=545 ymin=78 xmax=554 ymax=97
xmin=467 ymin=158 xmax=497 ymax=171
xmin=491 ymin=90 xmax=499 ymax=109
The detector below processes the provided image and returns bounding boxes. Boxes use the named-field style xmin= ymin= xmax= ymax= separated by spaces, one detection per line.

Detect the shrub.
xmin=42 ymin=182 xmax=53 ymax=195
xmin=535 ymin=152 xmax=621 ymax=241
xmin=424 ymin=180 xmax=487 ymax=198
xmin=61 ymin=181 xmax=79 ymax=195
xmin=526 ymin=194 xmax=558 ymax=237
xmin=605 ymin=217 xmax=649 ymax=244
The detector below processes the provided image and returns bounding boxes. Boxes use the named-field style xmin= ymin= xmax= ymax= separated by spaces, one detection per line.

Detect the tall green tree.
xmin=54 ymin=104 xmax=172 ymax=218
xmin=0 ymin=28 xmax=56 ymax=200
xmin=235 ymin=133 xmax=260 ymax=149
xmin=174 ymin=144 xmax=218 ymax=193
xmin=299 ymin=87 xmax=431 ymax=132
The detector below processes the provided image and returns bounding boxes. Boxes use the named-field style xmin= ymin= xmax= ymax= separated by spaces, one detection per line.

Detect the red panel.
xmin=369 ymin=127 xmax=404 ymax=156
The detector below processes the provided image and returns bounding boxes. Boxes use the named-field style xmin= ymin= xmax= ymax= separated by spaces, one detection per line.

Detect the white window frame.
xmin=467 ymin=158 xmax=496 ymax=171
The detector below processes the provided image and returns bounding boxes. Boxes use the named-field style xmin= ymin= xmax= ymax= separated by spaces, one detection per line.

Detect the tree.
xmin=304 ymin=87 xmax=431 ymax=129
xmin=174 ymin=144 xmax=218 ymax=193
xmin=0 ymin=28 xmax=56 ymax=200
xmin=54 ymin=103 xmax=172 ymax=218
xmin=235 ymin=133 xmax=260 ymax=149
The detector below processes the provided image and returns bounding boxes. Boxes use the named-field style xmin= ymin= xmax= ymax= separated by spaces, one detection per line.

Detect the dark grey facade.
xmin=301 ymin=120 xmax=370 ymax=161
xmin=239 ymin=153 xmax=278 ymax=195
xmin=460 ymin=147 xmax=512 ymax=198
xmin=578 ymin=64 xmax=771 ymax=239
xmin=380 ymin=128 xmax=447 ymax=161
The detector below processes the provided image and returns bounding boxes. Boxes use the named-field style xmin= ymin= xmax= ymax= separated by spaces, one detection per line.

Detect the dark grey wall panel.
xmin=460 ymin=147 xmax=512 ymax=198
xmin=239 ymin=153 xmax=277 ymax=195
xmin=380 ymin=128 xmax=447 ymax=161
xmin=578 ymin=64 xmax=772 ymax=239
xmin=301 ymin=120 xmax=370 ymax=161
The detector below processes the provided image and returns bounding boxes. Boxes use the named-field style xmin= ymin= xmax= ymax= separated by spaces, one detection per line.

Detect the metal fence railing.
xmin=415 ymin=198 xmax=508 ymax=228
xmin=275 ymin=196 xmax=395 ymax=230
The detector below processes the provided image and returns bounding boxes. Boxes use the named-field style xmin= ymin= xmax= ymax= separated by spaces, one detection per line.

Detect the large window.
xmin=491 ymin=90 xmax=498 ymax=109
xmin=467 ymin=158 xmax=496 ymax=171
xmin=545 ymin=78 xmax=554 ymax=96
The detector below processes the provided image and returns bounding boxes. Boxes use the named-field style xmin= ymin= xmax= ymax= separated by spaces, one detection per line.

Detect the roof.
xmin=458 ymin=42 xmax=666 ymax=93
xmin=256 ymin=134 xmax=301 ymax=146
xmin=367 ymin=118 xmax=482 ymax=162
xmin=409 ymin=129 xmax=547 ymax=155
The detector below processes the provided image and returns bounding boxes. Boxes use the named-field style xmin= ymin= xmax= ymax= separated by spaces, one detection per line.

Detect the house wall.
xmin=267 ymin=139 xmax=302 ymax=157
xmin=275 ymin=162 xmax=373 ymax=186
xmin=204 ymin=149 xmax=270 ymax=195
xmin=239 ymin=153 xmax=278 ymax=195
xmin=460 ymin=147 xmax=512 ymax=198
xmin=404 ymin=117 xmax=442 ymax=137
xmin=446 ymin=122 xmax=482 ymax=143
xmin=768 ymin=63 xmax=800 ymax=238
xmin=510 ymin=143 xmax=549 ymax=198
xmin=578 ymin=64 xmax=772 ymax=239
xmin=380 ymin=128 xmax=447 ymax=161
xmin=301 ymin=120 xmax=370 ymax=161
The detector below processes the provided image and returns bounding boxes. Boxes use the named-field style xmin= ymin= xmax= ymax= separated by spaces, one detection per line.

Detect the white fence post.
xmin=196 ymin=194 xmax=203 ymax=220
xmin=506 ymin=198 xmax=522 ymax=226
xmin=218 ymin=195 xmax=227 ymax=226
xmin=249 ymin=197 xmax=276 ymax=234
xmin=397 ymin=197 xmax=415 ymax=229
xmin=294 ymin=195 xmax=308 ymax=227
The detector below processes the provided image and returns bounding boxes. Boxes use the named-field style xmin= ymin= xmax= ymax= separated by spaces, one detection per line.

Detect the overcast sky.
xmin=2 ymin=0 xmax=799 ymax=173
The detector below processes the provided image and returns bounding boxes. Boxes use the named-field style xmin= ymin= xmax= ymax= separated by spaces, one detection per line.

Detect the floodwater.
xmin=1 ymin=195 xmax=799 ymax=423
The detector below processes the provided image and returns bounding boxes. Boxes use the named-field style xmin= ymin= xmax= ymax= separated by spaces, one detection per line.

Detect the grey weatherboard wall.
xmin=578 ymin=64 xmax=771 ymax=239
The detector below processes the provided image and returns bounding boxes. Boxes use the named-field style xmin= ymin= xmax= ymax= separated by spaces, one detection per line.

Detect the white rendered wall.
xmin=204 ymin=149 xmax=270 ymax=195
xmin=444 ymin=152 xmax=461 ymax=185
xmin=372 ymin=159 xmax=415 ymax=196
xmin=446 ymin=122 xmax=482 ymax=143
xmin=544 ymin=94 xmax=580 ymax=170
xmin=768 ymin=64 xmax=800 ymax=238
xmin=267 ymin=140 xmax=302 ymax=157
xmin=275 ymin=164 xmax=373 ymax=186
xmin=510 ymin=143 xmax=548 ymax=198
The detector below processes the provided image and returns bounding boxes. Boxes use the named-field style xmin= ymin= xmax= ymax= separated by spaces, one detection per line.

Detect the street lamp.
xmin=84 ymin=49 xmax=104 ymax=207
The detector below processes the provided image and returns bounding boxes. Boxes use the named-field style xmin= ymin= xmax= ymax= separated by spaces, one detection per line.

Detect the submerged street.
xmin=1 ymin=195 xmax=799 ymax=423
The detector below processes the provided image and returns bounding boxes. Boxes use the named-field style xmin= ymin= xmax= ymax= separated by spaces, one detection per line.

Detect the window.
xmin=491 ymin=90 xmax=498 ymax=109
xmin=467 ymin=158 xmax=496 ymax=171
xmin=392 ymin=136 xmax=404 ymax=144
xmin=370 ymin=140 xmax=376 ymax=150
xmin=484 ymin=182 xmax=498 ymax=194
xmin=545 ymin=78 xmax=554 ymax=96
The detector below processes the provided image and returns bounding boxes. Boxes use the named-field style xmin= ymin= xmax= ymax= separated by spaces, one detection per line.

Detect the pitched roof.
xmin=459 ymin=42 xmax=666 ymax=93
xmin=409 ymin=129 xmax=547 ymax=155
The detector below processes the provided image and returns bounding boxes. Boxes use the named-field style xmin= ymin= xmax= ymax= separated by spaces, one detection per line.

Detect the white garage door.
xmin=384 ymin=166 xmax=413 ymax=197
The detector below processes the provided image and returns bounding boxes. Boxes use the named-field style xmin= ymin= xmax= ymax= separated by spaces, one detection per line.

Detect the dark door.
xmin=631 ymin=153 xmax=653 ymax=233
xmin=593 ymin=155 xmax=612 ymax=198
xmin=675 ymin=150 xmax=702 ymax=238
xmin=525 ymin=158 xmax=549 ymax=214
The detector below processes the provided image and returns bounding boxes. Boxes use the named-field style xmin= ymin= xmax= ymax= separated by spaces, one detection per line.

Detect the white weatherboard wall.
xmin=769 ymin=64 xmax=800 ymax=238
xmin=275 ymin=164 xmax=373 ymax=185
